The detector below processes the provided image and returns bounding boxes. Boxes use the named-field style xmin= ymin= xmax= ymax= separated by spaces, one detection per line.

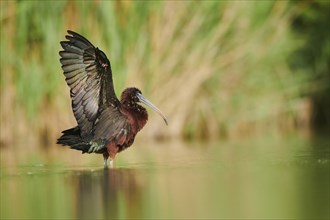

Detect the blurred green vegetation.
xmin=0 ymin=1 xmax=329 ymax=148
xmin=290 ymin=0 xmax=330 ymax=132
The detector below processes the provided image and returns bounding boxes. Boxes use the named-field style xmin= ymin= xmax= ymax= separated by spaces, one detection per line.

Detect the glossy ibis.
xmin=57 ymin=30 xmax=168 ymax=168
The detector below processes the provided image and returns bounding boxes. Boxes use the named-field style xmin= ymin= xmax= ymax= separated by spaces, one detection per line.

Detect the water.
xmin=1 ymin=136 xmax=329 ymax=219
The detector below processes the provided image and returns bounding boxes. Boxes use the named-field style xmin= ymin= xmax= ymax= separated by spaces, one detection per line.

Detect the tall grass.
xmin=0 ymin=1 xmax=327 ymax=148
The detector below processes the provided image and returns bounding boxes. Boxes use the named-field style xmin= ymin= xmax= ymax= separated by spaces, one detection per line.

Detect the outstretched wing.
xmin=60 ymin=30 xmax=118 ymax=137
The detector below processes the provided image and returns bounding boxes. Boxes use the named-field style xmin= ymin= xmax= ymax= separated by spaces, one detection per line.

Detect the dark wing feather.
xmin=93 ymin=108 xmax=132 ymax=148
xmin=60 ymin=30 xmax=118 ymax=137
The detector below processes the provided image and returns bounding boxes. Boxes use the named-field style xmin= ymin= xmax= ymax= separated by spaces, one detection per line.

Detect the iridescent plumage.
xmin=57 ymin=31 xmax=167 ymax=167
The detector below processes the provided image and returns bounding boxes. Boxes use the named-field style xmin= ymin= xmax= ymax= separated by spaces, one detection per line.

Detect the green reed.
xmin=0 ymin=1 xmax=328 ymax=148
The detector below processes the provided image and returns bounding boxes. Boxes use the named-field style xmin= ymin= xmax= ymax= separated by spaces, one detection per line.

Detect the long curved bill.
xmin=136 ymin=93 xmax=168 ymax=125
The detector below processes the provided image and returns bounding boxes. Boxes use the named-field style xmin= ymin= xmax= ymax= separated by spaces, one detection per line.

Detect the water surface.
xmin=1 ymin=136 xmax=329 ymax=219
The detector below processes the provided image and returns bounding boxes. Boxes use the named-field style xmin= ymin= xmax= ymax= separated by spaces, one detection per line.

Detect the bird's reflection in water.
xmin=72 ymin=168 xmax=143 ymax=219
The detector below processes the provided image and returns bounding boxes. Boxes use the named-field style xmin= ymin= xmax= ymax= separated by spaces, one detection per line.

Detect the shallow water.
xmin=1 ymin=136 xmax=329 ymax=219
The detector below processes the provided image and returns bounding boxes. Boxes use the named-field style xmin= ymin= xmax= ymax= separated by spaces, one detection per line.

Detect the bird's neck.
xmin=120 ymin=101 xmax=148 ymax=132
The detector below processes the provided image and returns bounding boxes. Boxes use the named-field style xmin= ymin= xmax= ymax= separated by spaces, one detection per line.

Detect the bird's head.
xmin=121 ymin=87 xmax=168 ymax=125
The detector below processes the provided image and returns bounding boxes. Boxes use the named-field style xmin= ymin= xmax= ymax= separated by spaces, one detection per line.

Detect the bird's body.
xmin=57 ymin=31 xmax=167 ymax=167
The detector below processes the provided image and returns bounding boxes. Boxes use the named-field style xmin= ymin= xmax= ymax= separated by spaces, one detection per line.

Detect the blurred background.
xmin=0 ymin=1 xmax=329 ymax=148
xmin=1 ymin=1 xmax=329 ymax=219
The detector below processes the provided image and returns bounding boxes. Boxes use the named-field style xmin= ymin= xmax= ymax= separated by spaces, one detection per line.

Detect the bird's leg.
xmin=106 ymin=144 xmax=117 ymax=169
xmin=103 ymin=158 xmax=108 ymax=169
xmin=103 ymin=152 xmax=109 ymax=169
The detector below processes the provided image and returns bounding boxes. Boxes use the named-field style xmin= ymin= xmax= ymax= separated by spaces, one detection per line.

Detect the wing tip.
xmin=64 ymin=30 xmax=95 ymax=48
xmin=67 ymin=30 xmax=80 ymax=38
xmin=60 ymin=41 xmax=68 ymax=46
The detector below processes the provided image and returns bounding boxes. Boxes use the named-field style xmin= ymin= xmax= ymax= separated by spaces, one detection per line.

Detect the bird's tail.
xmin=57 ymin=127 xmax=91 ymax=153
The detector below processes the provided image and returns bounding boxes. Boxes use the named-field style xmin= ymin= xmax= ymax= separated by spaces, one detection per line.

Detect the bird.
xmin=57 ymin=30 xmax=168 ymax=168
